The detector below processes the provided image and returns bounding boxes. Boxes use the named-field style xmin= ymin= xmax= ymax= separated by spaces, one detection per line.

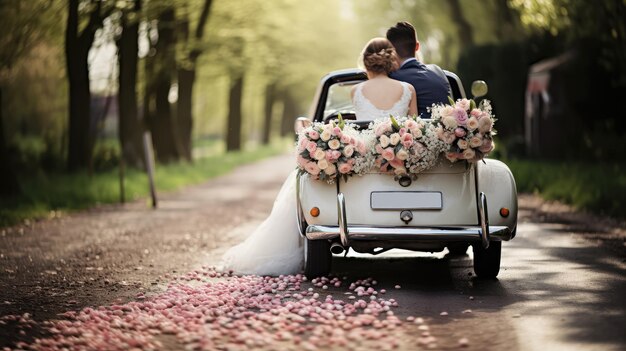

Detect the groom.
xmin=386 ymin=22 xmax=451 ymax=118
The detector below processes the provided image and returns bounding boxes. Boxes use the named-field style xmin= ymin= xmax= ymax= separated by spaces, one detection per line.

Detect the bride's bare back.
xmin=351 ymin=76 xmax=418 ymax=120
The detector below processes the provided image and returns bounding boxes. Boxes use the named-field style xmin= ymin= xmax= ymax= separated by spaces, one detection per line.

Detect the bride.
xmin=221 ymin=38 xmax=417 ymax=276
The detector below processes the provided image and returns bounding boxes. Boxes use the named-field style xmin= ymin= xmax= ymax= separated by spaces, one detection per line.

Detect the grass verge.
xmin=0 ymin=141 xmax=290 ymax=228
xmin=507 ymin=159 xmax=626 ymax=219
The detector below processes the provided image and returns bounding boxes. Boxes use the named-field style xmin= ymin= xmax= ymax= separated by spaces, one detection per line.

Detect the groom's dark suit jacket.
xmin=389 ymin=59 xmax=451 ymax=118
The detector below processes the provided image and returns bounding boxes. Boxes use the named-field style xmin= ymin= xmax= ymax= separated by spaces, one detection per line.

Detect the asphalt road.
xmin=1 ymin=154 xmax=625 ymax=350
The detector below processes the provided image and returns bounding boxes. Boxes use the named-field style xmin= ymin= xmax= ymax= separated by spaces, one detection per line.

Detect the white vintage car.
xmin=295 ymin=69 xmax=518 ymax=279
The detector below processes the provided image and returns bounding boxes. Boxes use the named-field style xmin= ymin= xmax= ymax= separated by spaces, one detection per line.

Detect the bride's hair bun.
xmin=360 ymin=38 xmax=398 ymax=74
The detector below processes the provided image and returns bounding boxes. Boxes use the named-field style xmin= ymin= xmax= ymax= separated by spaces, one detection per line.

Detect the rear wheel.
xmin=447 ymin=242 xmax=470 ymax=256
xmin=304 ymin=238 xmax=331 ymax=278
xmin=472 ymin=241 xmax=501 ymax=278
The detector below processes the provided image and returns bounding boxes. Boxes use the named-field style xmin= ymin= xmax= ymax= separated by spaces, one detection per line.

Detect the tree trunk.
xmin=261 ymin=82 xmax=276 ymax=145
xmin=177 ymin=64 xmax=195 ymax=161
xmin=65 ymin=0 xmax=108 ymax=171
xmin=65 ymin=0 xmax=92 ymax=171
xmin=117 ymin=0 xmax=144 ymax=168
xmin=280 ymin=90 xmax=296 ymax=137
xmin=150 ymin=7 xmax=182 ymax=163
xmin=0 ymin=88 xmax=21 ymax=197
xmin=445 ymin=0 xmax=474 ymax=51
xmin=226 ymin=74 xmax=244 ymax=152
xmin=177 ymin=0 xmax=213 ymax=161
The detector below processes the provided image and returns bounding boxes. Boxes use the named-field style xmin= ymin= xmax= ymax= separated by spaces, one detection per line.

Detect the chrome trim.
xmin=296 ymin=172 xmax=307 ymax=237
xmin=337 ymin=193 xmax=349 ymax=246
xmin=479 ymin=192 xmax=490 ymax=249
xmin=305 ymin=225 xmax=512 ymax=242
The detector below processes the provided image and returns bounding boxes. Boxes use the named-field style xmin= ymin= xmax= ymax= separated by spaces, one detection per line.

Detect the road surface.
xmin=1 ymin=154 xmax=625 ymax=350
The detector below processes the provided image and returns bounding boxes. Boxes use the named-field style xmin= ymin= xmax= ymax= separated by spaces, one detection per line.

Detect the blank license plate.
xmin=370 ymin=191 xmax=442 ymax=210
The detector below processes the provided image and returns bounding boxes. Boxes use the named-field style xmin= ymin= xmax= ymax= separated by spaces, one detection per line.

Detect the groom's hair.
xmin=386 ymin=21 xmax=418 ymax=59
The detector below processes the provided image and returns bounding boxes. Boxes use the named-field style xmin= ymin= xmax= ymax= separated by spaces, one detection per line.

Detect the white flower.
xmin=317 ymin=159 xmax=329 ymax=170
xmin=328 ymin=139 xmax=341 ymax=150
xmin=325 ymin=163 xmax=337 ymax=175
xmin=466 ymin=117 xmax=479 ymax=131
xmin=412 ymin=128 xmax=422 ymax=138
xmin=379 ymin=135 xmax=390 ymax=148
xmin=396 ymin=149 xmax=409 ymax=160
xmin=457 ymin=139 xmax=469 ymax=150
xmin=320 ymin=131 xmax=332 ymax=141
xmin=390 ymin=133 xmax=401 ymax=146
xmin=343 ymin=145 xmax=354 ymax=157
xmin=442 ymin=105 xmax=455 ymax=117
xmin=442 ymin=116 xmax=457 ymax=129
xmin=313 ymin=149 xmax=326 ymax=160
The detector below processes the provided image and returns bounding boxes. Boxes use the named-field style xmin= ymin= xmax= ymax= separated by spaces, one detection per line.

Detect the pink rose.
xmin=338 ymin=163 xmax=352 ymax=174
xmin=479 ymin=139 xmax=494 ymax=153
xmin=462 ymin=148 xmax=476 ymax=160
xmin=306 ymin=141 xmax=317 ymax=153
xmin=350 ymin=137 xmax=357 ymax=146
xmin=308 ymin=130 xmax=320 ymax=140
xmin=443 ymin=132 xmax=456 ymax=144
xmin=405 ymin=120 xmax=418 ymax=131
xmin=304 ymin=162 xmax=321 ymax=175
xmin=297 ymin=155 xmax=308 ymax=167
xmin=457 ymin=99 xmax=470 ymax=111
xmin=298 ymin=137 xmax=307 ymax=151
xmin=348 ymin=158 xmax=355 ymax=165
xmin=331 ymin=150 xmax=342 ymax=160
xmin=325 ymin=150 xmax=334 ymax=160
xmin=357 ymin=141 xmax=367 ymax=155
xmin=399 ymin=128 xmax=407 ymax=136
xmin=332 ymin=127 xmax=342 ymax=136
xmin=478 ymin=117 xmax=493 ymax=133
xmin=401 ymin=133 xmax=413 ymax=148
xmin=445 ymin=152 xmax=459 ymax=162
xmin=340 ymin=134 xmax=351 ymax=144
xmin=454 ymin=127 xmax=466 ymax=137
xmin=454 ymin=107 xmax=468 ymax=126
xmin=375 ymin=144 xmax=384 ymax=154
xmin=470 ymin=109 xmax=481 ymax=118
xmin=381 ymin=147 xmax=395 ymax=161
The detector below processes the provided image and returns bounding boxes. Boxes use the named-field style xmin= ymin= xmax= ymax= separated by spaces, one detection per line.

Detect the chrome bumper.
xmin=305 ymin=225 xmax=513 ymax=242
xmin=296 ymin=171 xmax=507 ymax=250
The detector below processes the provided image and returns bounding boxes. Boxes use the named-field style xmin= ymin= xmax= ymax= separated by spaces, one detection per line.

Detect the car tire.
xmin=304 ymin=238 xmax=331 ymax=278
xmin=472 ymin=241 xmax=501 ymax=279
xmin=447 ymin=243 xmax=470 ymax=256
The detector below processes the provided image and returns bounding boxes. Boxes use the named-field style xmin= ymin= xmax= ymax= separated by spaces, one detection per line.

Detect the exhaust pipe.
xmin=330 ymin=242 xmax=345 ymax=255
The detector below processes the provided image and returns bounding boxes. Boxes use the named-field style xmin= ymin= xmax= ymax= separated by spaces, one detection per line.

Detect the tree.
xmin=177 ymin=0 xmax=214 ymax=160
xmin=0 ymin=0 xmax=60 ymax=194
xmin=145 ymin=5 xmax=183 ymax=163
xmin=117 ymin=0 xmax=144 ymax=167
xmin=65 ymin=0 xmax=112 ymax=171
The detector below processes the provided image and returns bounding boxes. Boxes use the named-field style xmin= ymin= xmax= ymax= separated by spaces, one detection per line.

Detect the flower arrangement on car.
xmin=370 ymin=116 xmax=446 ymax=177
xmin=296 ymin=115 xmax=371 ymax=183
xmin=430 ymin=98 xmax=496 ymax=163
xmin=296 ymin=98 xmax=497 ymax=181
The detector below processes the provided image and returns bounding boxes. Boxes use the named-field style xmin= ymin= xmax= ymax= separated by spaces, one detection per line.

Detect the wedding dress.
xmin=221 ymin=82 xmax=410 ymax=276
xmin=353 ymin=81 xmax=412 ymax=121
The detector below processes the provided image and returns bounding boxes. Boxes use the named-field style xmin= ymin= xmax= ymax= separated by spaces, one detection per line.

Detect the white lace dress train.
xmin=222 ymin=170 xmax=303 ymax=276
